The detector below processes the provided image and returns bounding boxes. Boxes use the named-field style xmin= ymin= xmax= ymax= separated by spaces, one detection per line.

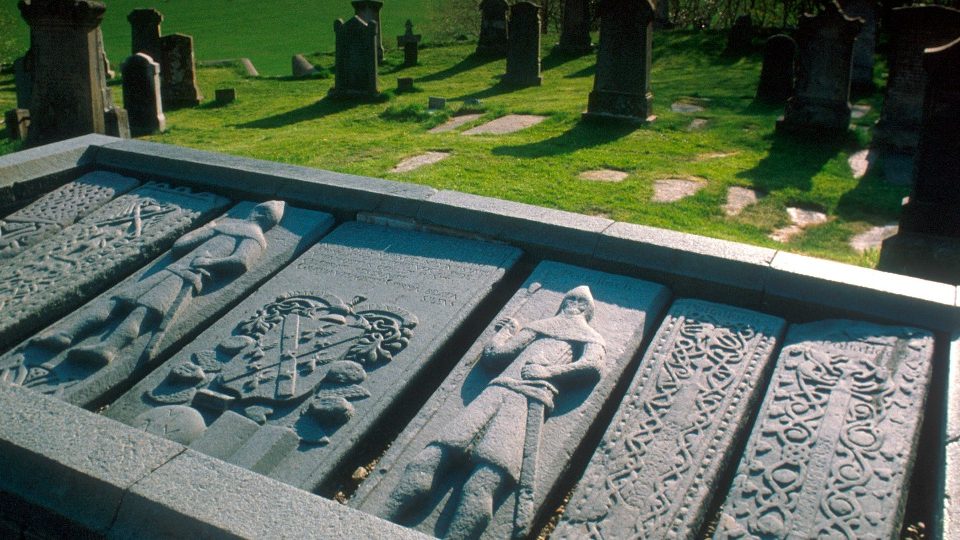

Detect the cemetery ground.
xmin=0 ymin=30 xmax=905 ymax=268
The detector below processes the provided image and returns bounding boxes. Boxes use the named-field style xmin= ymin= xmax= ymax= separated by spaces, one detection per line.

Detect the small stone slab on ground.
xmin=723 ymin=186 xmax=761 ymax=216
xmin=769 ymin=207 xmax=829 ymax=243
xmin=671 ymin=101 xmax=706 ymax=113
xmin=462 ymin=114 xmax=546 ymax=135
xmin=688 ymin=118 xmax=709 ymax=130
xmin=652 ymin=178 xmax=706 ymax=203
xmin=579 ymin=169 xmax=629 ymax=182
xmin=391 ymin=151 xmax=451 ymax=173
xmin=556 ymin=300 xmax=785 ymax=539
xmin=695 ymin=151 xmax=738 ymax=161
xmin=850 ymin=224 xmax=898 ymax=253
xmin=428 ymin=114 xmax=482 ymax=134
xmin=106 ymin=222 xmax=521 ymax=492
xmin=352 ymin=261 xmax=670 ymax=539
xmin=851 ymin=103 xmax=872 ymax=119
xmin=714 ymin=320 xmax=934 ymax=539
xmin=848 ymin=148 xmax=878 ymax=179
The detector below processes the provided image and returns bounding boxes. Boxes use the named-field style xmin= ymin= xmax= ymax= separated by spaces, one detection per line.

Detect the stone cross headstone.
xmin=583 ymin=0 xmax=656 ymax=122
xmin=17 ymin=0 xmax=118 ymax=146
xmin=756 ymin=34 xmax=796 ymax=104
xmin=873 ymin=5 xmax=960 ymax=154
xmin=558 ymin=0 xmax=592 ymax=55
xmin=122 ymin=53 xmax=165 ymax=137
xmin=477 ymin=0 xmax=509 ymax=57
xmin=352 ymin=0 xmax=384 ymax=64
xmin=503 ymin=2 xmax=542 ymax=87
xmin=160 ymin=33 xmax=203 ymax=108
xmin=351 ymin=261 xmax=670 ymax=540
xmin=724 ymin=14 xmax=753 ymax=55
xmin=840 ymin=0 xmax=878 ymax=91
xmin=4 ymin=109 xmax=30 ymax=141
xmin=128 ymin=8 xmax=163 ymax=63
xmin=880 ymin=37 xmax=960 ymax=282
xmin=396 ymin=20 xmax=422 ymax=67
xmin=13 ymin=53 xmax=33 ymax=110
xmin=329 ymin=16 xmax=379 ymax=100
xmin=776 ymin=1 xmax=863 ymax=135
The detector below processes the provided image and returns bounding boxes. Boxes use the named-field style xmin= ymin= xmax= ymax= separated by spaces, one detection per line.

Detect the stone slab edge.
xmin=4 ymin=136 xmax=955 ymax=332
xmin=0 ymin=134 xmax=118 ymax=205
xmin=945 ymin=334 xmax=960 ymax=540
xmin=0 ymin=383 xmax=428 ymax=540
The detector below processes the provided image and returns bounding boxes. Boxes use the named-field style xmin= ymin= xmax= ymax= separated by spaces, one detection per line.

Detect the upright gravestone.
xmin=477 ymin=0 xmax=509 ymax=57
xmin=17 ymin=0 xmax=116 ymax=146
xmin=292 ymin=54 xmax=317 ymax=77
xmin=396 ymin=20 xmax=421 ymax=67
xmin=583 ymin=0 xmax=656 ymax=122
xmin=352 ymin=0 xmax=384 ymax=64
xmin=558 ymin=0 xmax=592 ymax=55
xmin=122 ymin=53 xmax=165 ymax=137
xmin=13 ymin=52 xmax=32 ymax=109
xmin=756 ymin=34 xmax=796 ymax=104
xmin=330 ymin=16 xmax=379 ymax=100
xmin=841 ymin=0 xmax=878 ymax=91
xmin=128 ymin=8 xmax=163 ymax=63
xmin=4 ymin=109 xmax=30 ymax=141
xmin=654 ymin=0 xmax=670 ymax=28
xmin=724 ymin=14 xmax=753 ymax=55
xmin=504 ymin=2 xmax=542 ymax=87
xmin=880 ymin=38 xmax=960 ymax=282
xmin=873 ymin=5 xmax=960 ymax=154
xmin=776 ymin=1 xmax=863 ymax=135
xmin=160 ymin=33 xmax=203 ymax=108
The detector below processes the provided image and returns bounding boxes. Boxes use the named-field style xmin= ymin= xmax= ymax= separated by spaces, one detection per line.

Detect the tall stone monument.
xmin=477 ymin=0 xmax=509 ymax=57
xmin=160 ymin=33 xmax=203 ymax=108
xmin=17 ymin=0 xmax=127 ymax=147
xmin=503 ymin=2 xmax=542 ymax=87
xmin=396 ymin=20 xmax=421 ymax=67
xmin=330 ymin=16 xmax=379 ymax=100
xmin=122 ymin=53 xmax=165 ymax=137
xmin=873 ymin=5 xmax=960 ymax=154
xmin=352 ymin=0 xmax=384 ymax=64
xmin=756 ymin=34 xmax=796 ymax=104
xmin=841 ymin=0 xmax=878 ymax=91
xmin=128 ymin=8 xmax=163 ymax=63
xmin=583 ymin=0 xmax=656 ymax=123
xmin=776 ymin=1 xmax=863 ymax=135
xmin=557 ymin=0 xmax=591 ymax=55
xmin=880 ymin=38 xmax=960 ymax=282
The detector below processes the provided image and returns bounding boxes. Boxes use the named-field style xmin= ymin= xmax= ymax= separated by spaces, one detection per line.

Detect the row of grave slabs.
xmin=0 ymin=135 xmax=957 ymax=539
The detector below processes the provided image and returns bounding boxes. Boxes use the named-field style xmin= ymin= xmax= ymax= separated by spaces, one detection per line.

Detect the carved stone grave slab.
xmin=0 ymin=182 xmax=229 ymax=353
xmin=0 ymin=201 xmax=334 ymax=408
xmin=352 ymin=260 xmax=670 ymax=539
xmin=714 ymin=320 xmax=934 ymax=539
xmin=554 ymin=299 xmax=785 ymax=539
xmin=0 ymin=172 xmax=139 ymax=260
xmin=106 ymin=221 xmax=522 ymax=492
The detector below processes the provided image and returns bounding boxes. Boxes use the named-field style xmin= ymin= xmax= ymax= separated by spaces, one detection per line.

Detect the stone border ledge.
xmin=0 ymin=134 xmax=114 ymax=207
xmin=946 ymin=334 xmax=960 ymax=540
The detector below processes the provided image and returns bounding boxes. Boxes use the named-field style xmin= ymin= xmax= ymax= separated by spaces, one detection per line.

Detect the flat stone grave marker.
xmin=850 ymin=224 xmax=897 ymax=253
xmin=651 ymin=178 xmax=705 ymax=203
xmin=352 ymin=260 xmax=670 ymax=539
xmin=0 ymin=171 xmax=139 ymax=260
xmin=462 ymin=114 xmax=546 ymax=135
xmin=848 ymin=148 xmax=877 ymax=179
xmin=714 ymin=320 xmax=934 ymax=539
xmin=579 ymin=169 xmax=629 ymax=182
xmin=556 ymin=299 xmax=785 ymax=539
xmin=215 ymin=88 xmax=236 ymax=104
xmin=696 ymin=151 xmax=739 ymax=161
xmin=0 ymin=182 xmax=229 ymax=354
xmin=671 ymin=101 xmax=706 ymax=113
xmin=688 ymin=118 xmax=709 ymax=130
xmin=397 ymin=77 xmax=414 ymax=92
xmin=391 ymin=151 xmax=451 ymax=173
xmin=769 ymin=207 xmax=829 ymax=243
xmin=850 ymin=103 xmax=871 ymax=119
xmin=292 ymin=54 xmax=317 ymax=77
xmin=723 ymin=186 xmax=761 ymax=216
xmin=428 ymin=114 xmax=482 ymax=134
xmin=427 ymin=97 xmax=446 ymax=110
xmin=106 ymin=221 xmax=522 ymax=492
xmin=0 ymin=202 xmax=334 ymax=408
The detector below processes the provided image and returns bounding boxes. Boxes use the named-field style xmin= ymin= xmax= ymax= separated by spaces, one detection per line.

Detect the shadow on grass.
xmin=736 ymin=130 xmax=854 ymax=193
xmin=234 ymin=96 xmax=372 ymax=129
xmin=541 ymin=47 xmax=588 ymax=72
xmin=565 ymin=63 xmax=595 ymax=79
xmin=491 ymin=120 xmax=636 ymax=158
xmin=454 ymin=77 xmax=525 ymax=101
xmin=417 ymin=53 xmax=500 ymax=83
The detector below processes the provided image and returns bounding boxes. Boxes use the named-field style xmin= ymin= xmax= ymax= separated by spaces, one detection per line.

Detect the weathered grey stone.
xmin=352 ymin=260 xmax=670 ymax=539
xmin=240 ymin=57 xmax=259 ymax=77
xmin=946 ymin=334 xmax=960 ymax=540
xmin=1 ymin=202 xmax=333 ymax=408
xmin=558 ymin=0 xmax=592 ymax=55
xmin=723 ymin=186 xmax=760 ymax=216
xmin=583 ymin=0 xmax=656 ymax=123
xmin=651 ymin=178 xmax=704 ymax=203
xmin=0 ymin=171 xmax=139 ymax=259
xmin=840 ymin=0 xmax=878 ymax=91
xmin=4 ymin=108 xmax=30 ymax=141
xmin=850 ymin=224 xmax=897 ymax=253
xmin=330 ymin=16 xmax=380 ymax=100
xmin=461 ymin=114 xmax=545 ymax=135
xmin=104 ymin=106 xmax=131 ymax=140
xmin=0 ymin=134 xmax=114 ymax=195
xmin=777 ymin=1 xmax=863 ymax=135
xmin=397 ymin=77 xmax=415 ymax=92
xmin=160 ymin=33 xmax=203 ymax=108
xmin=724 ymin=14 xmax=753 ymax=55
xmin=107 ymin=221 xmax=521 ymax=491
xmin=579 ymin=169 xmax=628 ymax=183
xmin=292 ymin=54 xmax=317 ymax=77
xmin=429 ymin=113 xmax=482 ymax=133
xmin=504 ymin=2 xmax=542 ymax=88
xmin=756 ymin=34 xmax=796 ymax=104
xmin=397 ymin=20 xmax=422 ymax=67
xmin=215 ymin=88 xmax=236 ymax=104
xmin=477 ymin=0 xmax=509 ymax=57
xmin=122 ymin=53 xmax=165 ymax=137
xmin=392 ymin=151 xmax=450 ymax=173
xmin=873 ymin=5 xmax=960 ymax=154
xmin=13 ymin=53 xmax=32 ymax=110
xmin=352 ymin=0 xmax=384 ymax=64
xmin=714 ymin=320 xmax=934 ymax=539
xmin=128 ymin=8 xmax=163 ymax=64
xmin=428 ymin=96 xmax=446 ymax=110
xmin=556 ymin=299 xmax=785 ymax=539
xmin=0 ymin=182 xmax=229 ymax=354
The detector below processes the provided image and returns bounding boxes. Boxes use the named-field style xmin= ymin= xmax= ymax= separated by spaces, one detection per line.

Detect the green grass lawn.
xmin=0 ymin=28 xmax=906 ymax=268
